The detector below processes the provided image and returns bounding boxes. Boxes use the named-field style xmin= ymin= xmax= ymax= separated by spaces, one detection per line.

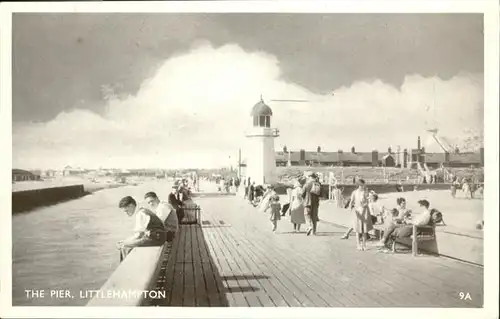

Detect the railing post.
xmin=412 ymin=225 xmax=418 ymax=256
xmin=196 ymin=205 xmax=200 ymax=225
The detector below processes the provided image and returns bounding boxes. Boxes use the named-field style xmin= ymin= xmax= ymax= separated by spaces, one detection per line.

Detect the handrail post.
xmin=412 ymin=225 xmax=418 ymax=256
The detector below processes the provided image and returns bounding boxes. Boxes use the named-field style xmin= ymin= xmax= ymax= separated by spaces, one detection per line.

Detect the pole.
xmin=238 ymin=148 xmax=241 ymax=179
xmin=433 ymin=81 xmax=436 ymax=128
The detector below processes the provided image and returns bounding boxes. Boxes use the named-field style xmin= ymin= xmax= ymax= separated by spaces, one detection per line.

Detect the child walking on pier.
xmin=268 ymin=195 xmax=282 ymax=233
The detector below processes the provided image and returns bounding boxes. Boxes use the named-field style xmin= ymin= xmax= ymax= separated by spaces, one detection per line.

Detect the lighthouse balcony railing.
xmin=245 ymin=127 xmax=280 ymax=137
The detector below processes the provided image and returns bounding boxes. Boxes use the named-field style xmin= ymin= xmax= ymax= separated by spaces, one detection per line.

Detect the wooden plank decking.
xmin=155 ymin=195 xmax=484 ymax=307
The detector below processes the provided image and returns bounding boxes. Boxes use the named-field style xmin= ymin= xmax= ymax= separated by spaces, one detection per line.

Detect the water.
xmin=12 ymin=179 xmax=173 ymax=306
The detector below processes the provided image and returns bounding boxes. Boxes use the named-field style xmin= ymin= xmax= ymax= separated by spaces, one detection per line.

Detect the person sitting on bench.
xmin=144 ymin=191 xmax=178 ymax=243
xmin=393 ymin=197 xmax=412 ymax=223
xmin=168 ymin=186 xmax=184 ymax=224
xmin=116 ymin=196 xmax=167 ymax=262
xmin=376 ymin=199 xmax=432 ymax=248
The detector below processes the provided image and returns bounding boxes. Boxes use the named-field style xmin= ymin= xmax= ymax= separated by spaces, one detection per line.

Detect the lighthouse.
xmin=245 ymin=97 xmax=279 ymax=186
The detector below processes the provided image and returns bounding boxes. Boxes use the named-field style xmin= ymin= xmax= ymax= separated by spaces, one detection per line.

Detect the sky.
xmin=12 ymin=13 xmax=484 ymax=169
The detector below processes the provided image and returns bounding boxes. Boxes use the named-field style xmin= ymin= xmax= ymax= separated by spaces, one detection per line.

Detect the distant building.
xmin=41 ymin=169 xmax=57 ymax=178
xmin=381 ymin=154 xmax=396 ymax=167
xmin=12 ymin=169 xmax=41 ymax=182
xmin=406 ymin=136 xmax=483 ymax=168
xmin=63 ymin=166 xmax=86 ymax=176
xmin=271 ymin=145 xmax=482 ymax=169
xmin=447 ymin=152 xmax=482 ymax=168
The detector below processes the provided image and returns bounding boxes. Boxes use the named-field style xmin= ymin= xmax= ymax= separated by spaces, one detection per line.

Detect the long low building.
xmin=240 ymin=147 xmax=483 ymax=169
xmin=12 ymin=169 xmax=41 ymax=182
xmin=274 ymin=148 xmax=398 ymax=167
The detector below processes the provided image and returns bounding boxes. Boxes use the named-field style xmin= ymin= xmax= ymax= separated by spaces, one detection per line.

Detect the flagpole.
xmin=433 ymin=82 xmax=436 ymax=128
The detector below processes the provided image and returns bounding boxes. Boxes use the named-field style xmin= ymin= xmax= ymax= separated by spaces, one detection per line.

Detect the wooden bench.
xmin=391 ymin=224 xmax=437 ymax=256
xmin=374 ymin=221 xmax=445 ymax=257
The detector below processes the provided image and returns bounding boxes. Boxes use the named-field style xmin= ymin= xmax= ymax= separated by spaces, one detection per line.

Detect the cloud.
xmin=13 ymin=42 xmax=484 ymax=169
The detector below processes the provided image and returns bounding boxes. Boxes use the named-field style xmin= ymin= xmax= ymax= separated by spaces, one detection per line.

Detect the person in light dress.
xmin=288 ymin=180 xmax=306 ymax=232
xmin=267 ymin=195 xmax=282 ymax=233
xmin=258 ymin=185 xmax=276 ymax=213
xmin=349 ymin=179 xmax=373 ymax=251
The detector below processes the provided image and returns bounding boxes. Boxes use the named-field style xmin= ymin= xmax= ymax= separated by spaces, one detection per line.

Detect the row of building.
xmin=269 ymin=146 xmax=483 ymax=168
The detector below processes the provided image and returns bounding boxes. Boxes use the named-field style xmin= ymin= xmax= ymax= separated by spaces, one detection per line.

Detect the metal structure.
xmin=426 ymin=128 xmax=455 ymax=153
xmin=179 ymin=205 xmax=201 ymax=225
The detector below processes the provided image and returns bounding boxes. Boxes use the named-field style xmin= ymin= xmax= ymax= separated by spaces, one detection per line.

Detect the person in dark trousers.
xmin=377 ymin=199 xmax=432 ymax=249
xmin=234 ymin=177 xmax=241 ymax=193
xmin=249 ymin=182 xmax=255 ymax=204
xmin=116 ymin=196 xmax=166 ymax=262
xmin=302 ymin=173 xmax=322 ymax=236
xmin=144 ymin=192 xmax=178 ymax=243
xmin=168 ymin=186 xmax=184 ymax=224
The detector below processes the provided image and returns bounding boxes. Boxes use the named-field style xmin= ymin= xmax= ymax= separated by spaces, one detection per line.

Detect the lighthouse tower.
xmin=245 ymin=97 xmax=279 ymax=186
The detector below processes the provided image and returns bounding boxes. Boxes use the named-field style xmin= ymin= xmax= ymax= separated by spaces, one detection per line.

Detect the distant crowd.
xmin=213 ymin=176 xmax=241 ymax=193
xmin=243 ymin=173 xmax=322 ymax=235
xmin=450 ymin=175 xmax=483 ymax=199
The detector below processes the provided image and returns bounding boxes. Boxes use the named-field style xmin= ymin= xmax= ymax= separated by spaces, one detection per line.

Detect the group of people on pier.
xmin=116 ymin=183 xmax=192 ymax=261
xmin=341 ymin=178 xmax=443 ymax=251
xmin=216 ymin=176 xmax=241 ymax=193
xmin=243 ymin=172 xmax=445 ymax=253
xmin=450 ymin=175 xmax=483 ymax=199
xmin=244 ymin=173 xmax=322 ymax=236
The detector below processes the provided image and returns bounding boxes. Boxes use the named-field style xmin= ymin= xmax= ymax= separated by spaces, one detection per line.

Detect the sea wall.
xmin=86 ymin=244 xmax=168 ymax=306
xmin=88 ymin=199 xmax=200 ymax=306
xmin=12 ymin=184 xmax=86 ymax=213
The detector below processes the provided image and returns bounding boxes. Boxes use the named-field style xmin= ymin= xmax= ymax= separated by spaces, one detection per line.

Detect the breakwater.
xmin=12 ymin=184 xmax=86 ymax=213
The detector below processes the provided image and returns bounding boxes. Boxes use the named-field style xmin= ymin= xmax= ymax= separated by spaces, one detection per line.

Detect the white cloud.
xmin=13 ymin=42 xmax=484 ymax=169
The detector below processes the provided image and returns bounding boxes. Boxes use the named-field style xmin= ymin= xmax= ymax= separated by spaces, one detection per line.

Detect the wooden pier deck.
xmin=153 ymin=195 xmax=483 ymax=307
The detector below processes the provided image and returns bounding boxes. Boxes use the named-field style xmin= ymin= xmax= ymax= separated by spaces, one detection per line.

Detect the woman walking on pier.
xmin=349 ymin=179 xmax=373 ymax=250
xmin=259 ymin=185 xmax=276 ymax=213
xmin=289 ymin=180 xmax=306 ymax=232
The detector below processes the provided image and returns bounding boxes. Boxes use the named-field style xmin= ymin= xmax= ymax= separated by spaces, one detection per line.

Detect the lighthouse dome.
xmin=250 ymin=100 xmax=273 ymax=116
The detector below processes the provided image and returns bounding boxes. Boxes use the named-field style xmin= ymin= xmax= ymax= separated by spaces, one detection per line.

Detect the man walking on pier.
xmin=302 ymin=173 xmax=322 ymax=236
xmin=145 ymin=192 xmax=178 ymax=242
